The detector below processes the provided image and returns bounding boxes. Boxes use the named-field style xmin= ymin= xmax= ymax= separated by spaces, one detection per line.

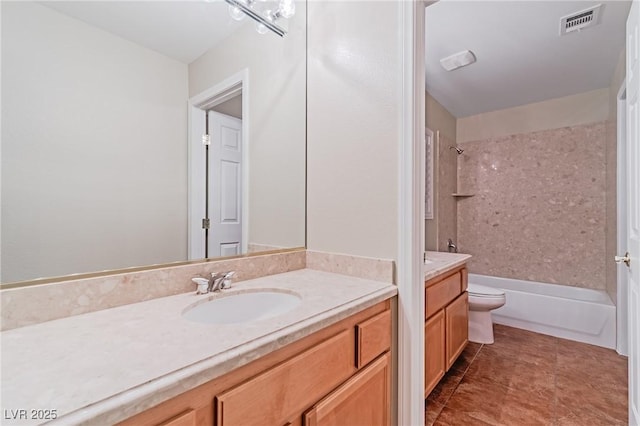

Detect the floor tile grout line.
xmin=434 ymin=343 xmax=485 ymax=421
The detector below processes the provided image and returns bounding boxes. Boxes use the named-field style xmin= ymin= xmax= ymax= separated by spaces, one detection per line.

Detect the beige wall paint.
xmin=609 ymin=50 xmax=626 ymax=119
xmin=1 ymin=2 xmax=188 ymax=283
xmin=426 ymin=92 xmax=456 ymax=141
xmin=457 ymin=88 xmax=610 ymax=143
xmin=307 ymin=1 xmax=402 ymax=260
xmin=188 ymin=4 xmax=306 ymax=250
xmin=425 ymin=93 xmax=457 ymax=252
xmin=211 ymin=94 xmax=242 ymax=119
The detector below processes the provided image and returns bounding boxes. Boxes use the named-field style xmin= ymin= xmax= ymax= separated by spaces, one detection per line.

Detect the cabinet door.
xmin=445 ymin=292 xmax=469 ymax=370
xmin=304 ymin=352 xmax=391 ymax=426
xmin=424 ymin=310 xmax=446 ymax=396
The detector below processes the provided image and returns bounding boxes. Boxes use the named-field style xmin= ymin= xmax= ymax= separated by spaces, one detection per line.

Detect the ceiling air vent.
xmin=560 ymin=4 xmax=603 ymax=35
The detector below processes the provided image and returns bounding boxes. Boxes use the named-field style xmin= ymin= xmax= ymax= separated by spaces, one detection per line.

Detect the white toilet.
xmin=467 ymin=283 xmax=506 ymax=344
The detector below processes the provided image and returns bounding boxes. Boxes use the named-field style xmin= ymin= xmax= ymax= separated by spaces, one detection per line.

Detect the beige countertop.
xmin=0 ymin=269 xmax=397 ymax=425
xmin=424 ymin=251 xmax=472 ymax=281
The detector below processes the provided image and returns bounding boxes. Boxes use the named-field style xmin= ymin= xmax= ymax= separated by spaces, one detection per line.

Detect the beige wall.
xmin=426 ymin=92 xmax=456 ymax=141
xmin=211 ymin=94 xmax=242 ymax=119
xmin=425 ymin=93 xmax=457 ymax=252
xmin=609 ymin=50 xmax=626 ymax=119
xmin=306 ymin=1 xmax=402 ymax=259
xmin=457 ymin=89 xmax=610 ymax=143
xmin=1 ymin=2 xmax=188 ymax=283
xmin=188 ymin=4 xmax=306 ymax=250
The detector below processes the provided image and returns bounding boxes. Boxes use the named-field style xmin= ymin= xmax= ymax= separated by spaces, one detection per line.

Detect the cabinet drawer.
xmin=157 ymin=410 xmax=196 ymax=426
xmin=426 ymin=272 xmax=461 ymax=319
xmin=215 ymin=330 xmax=355 ymax=426
xmin=356 ymin=309 xmax=391 ymax=368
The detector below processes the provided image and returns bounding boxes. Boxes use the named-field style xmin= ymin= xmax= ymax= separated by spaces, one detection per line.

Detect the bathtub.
xmin=469 ymin=274 xmax=616 ymax=349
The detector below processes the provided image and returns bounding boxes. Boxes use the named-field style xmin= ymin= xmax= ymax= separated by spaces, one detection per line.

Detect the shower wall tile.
xmin=605 ymin=119 xmax=617 ymax=303
xmin=438 ymin=133 xmax=458 ymax=252
xmin=457 ymin=122 xmax=607 ymax=290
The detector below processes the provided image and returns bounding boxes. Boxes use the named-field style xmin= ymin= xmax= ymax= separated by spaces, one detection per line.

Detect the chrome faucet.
xmin=208 ymin=272 xmax=225 ymax=293
xmin=447 ymin=239 xmax=458 ymax=253
xmin=207 ymin=271 xmax=235 ymax=293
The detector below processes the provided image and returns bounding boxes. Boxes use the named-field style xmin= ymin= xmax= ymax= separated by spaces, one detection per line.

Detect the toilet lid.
xmin=468 ymin=283 xmax=505 ymax=297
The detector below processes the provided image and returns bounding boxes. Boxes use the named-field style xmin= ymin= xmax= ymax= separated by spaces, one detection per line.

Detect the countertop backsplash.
xmin=0 ymin=249 xmax=397 ymax=331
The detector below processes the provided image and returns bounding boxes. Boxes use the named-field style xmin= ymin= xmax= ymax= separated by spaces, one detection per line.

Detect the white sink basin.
xmin=182 ymin=290 xmax=302 ymax=325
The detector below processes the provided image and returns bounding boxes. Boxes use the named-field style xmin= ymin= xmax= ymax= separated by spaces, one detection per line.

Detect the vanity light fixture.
xmin=439 ymin=50 xmax=476 ymax=71
xmin=224 ymin=0 xmax=295 ymax=37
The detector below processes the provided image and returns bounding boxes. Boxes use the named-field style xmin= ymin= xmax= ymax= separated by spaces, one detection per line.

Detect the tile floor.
xmin=426 ymin=324 xmax=629 ymax=426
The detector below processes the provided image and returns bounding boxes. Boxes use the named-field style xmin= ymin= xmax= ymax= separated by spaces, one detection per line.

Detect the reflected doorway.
xmin=188 ymin=71 xmax=249 ymax=260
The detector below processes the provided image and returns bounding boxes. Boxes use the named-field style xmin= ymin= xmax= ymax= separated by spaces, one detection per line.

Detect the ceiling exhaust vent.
xmin=560 ymin=4 xmax=603 ymax=35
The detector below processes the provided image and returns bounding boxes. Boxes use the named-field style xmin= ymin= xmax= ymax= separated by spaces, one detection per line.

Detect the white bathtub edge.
xmin=469 ymin=274 xmax=616 ymax=349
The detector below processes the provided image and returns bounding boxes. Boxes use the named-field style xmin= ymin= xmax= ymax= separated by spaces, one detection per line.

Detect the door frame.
xmin=187 ymin=69 xmax=250 ymax=259
xmin=397 ymin=1 xmax=427 ymax=425
xmin=617 ymin=79 xmax=629 ymax=356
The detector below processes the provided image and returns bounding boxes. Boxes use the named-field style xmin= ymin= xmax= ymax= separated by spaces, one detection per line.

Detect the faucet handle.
xmin=192 ymin=277 xmax=209 ymax=294
xmin=221 ymin=271 xmax=236 ymax=289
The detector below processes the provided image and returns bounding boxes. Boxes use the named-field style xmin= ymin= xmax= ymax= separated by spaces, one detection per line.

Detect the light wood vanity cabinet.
xmin=445 ymin=292 xmax=469 ymax=370
xmin=304 ymin=352 xmax=391 ymax=426
xmin=119 ymin=300 xmax=392 ymax=426
xmin=424 ymin=310 xmax=445 ymax=395
xmin=424 ymin=267 xmax=468 ymax=396
xmin=158 ymin=410 xmax=197 ymax=426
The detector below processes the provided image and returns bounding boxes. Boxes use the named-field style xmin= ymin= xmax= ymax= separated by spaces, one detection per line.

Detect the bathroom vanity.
xmin=120 ymin=300 xmax=391 ymax=426
xmin=423 ymin=252 xmax=471 ymax=396
xmin=0 ymin=268 xmax=396 ymax=425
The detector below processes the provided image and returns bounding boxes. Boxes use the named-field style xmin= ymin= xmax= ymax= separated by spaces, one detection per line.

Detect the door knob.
xmin=615 ymin=252 xmax=631 ymax=267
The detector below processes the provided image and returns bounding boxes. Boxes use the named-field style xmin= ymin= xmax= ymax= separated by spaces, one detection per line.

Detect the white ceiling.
xmin=42 ymin=1 xmax=246 ymax=64
xmin=425 ymin=0 xmax=631 ymax=118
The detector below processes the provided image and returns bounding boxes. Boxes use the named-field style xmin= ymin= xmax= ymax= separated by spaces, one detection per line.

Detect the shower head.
xmin=450 ymin=145 xmax=464 ymax=155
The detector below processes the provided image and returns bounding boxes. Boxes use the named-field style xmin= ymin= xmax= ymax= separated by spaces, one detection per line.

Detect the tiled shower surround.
xmin=437 ymin=133 xmax=458 ymax=253
xmin=457 ymin=122 xmax=608 ymax=290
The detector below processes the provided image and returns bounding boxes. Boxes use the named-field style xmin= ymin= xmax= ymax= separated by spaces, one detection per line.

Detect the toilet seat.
xmin=468 ymin=283 xmax=505 ymax=298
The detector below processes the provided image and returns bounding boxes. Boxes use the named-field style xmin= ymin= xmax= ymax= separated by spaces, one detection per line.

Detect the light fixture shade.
xmin=228 ymin=4 xmax=245 ymax=21
xmin=279 ymin=0 xmax=295 ymax=18
xmin=256 ymin=22 xmax=268 ymax=34
xmin=439 ymin=50 xmax=476 ymax=71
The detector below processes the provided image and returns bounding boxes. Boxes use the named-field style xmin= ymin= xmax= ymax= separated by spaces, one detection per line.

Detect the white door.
xmin=208 ymin=111 xmax=243 ymax=257
xmin=626 ymin=1 xmax=640 ymax=423
xmin=188 ymin=106 xmax=207 ymax=260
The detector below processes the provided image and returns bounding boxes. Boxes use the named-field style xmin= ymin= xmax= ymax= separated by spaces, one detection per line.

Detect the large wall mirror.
xmin=1 ymin=0 xmax=306 ymax=285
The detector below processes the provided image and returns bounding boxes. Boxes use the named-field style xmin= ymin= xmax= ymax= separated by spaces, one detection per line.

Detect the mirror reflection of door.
xmin=189 ymin=87 xmax=244 ymax=261
xmin=208 ymin=110 xmax=242 ymax=257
